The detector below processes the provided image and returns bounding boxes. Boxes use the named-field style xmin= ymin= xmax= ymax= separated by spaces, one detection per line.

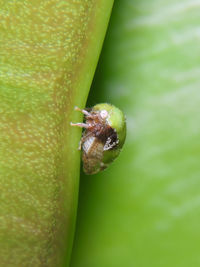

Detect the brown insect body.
xmin=81 ymin=110 xmax=118 ymax=174
xmin=70 ymin=104 xmax=125 ymax=175
xmin=82 ymin=136 xmax=105 ymax=174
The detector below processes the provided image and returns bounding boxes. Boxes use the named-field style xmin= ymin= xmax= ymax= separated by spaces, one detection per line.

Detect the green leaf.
xmin=0 ymin=1 xmax=113 ymax=266
xmin=70 ymin=1 xmax=200 ymax=266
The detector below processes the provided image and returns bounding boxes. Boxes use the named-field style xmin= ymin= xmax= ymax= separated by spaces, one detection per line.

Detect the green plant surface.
xmin=70 ymin=0 xmax=200 ymax=267
xmin=0 ymin=0 xmax=113 ymax=266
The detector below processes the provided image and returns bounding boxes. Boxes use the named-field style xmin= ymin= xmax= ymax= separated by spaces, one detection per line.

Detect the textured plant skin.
xmin=0 ymin=0 xmax=114 ymax=266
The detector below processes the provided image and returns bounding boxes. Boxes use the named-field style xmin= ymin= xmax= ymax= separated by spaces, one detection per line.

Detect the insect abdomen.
xmin=82 ymin=136 xmax=104 ymax=174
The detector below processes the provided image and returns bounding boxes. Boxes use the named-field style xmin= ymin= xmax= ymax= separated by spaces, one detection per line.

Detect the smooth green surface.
xmin=71 ymin=0 xmax=200 ymax=266
xmin=0 ymin=0 xmax=113 ymax=266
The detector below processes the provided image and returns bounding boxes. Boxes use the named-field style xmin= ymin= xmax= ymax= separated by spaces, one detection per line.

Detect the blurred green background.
xmin=70 ymin=0 xmax=200 ymax=266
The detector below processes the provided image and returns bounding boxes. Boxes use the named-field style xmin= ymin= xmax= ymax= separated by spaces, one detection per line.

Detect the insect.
xmin=70 ymin=103 xmax=126 ymax=175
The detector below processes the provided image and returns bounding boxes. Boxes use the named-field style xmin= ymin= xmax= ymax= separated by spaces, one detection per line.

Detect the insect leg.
xmin=70 ymin=122 xmax=90 ymax=128
xmin=74 ymin=106 xmax=91 ymax=116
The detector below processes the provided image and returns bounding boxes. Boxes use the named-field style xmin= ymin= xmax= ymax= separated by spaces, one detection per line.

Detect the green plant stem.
xmin=0 ymin=0 xmax=114 ymax=266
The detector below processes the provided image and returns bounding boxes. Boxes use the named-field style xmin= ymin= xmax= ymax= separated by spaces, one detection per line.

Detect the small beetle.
xmin=70 ymin=103 xmax=126 ymax=175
